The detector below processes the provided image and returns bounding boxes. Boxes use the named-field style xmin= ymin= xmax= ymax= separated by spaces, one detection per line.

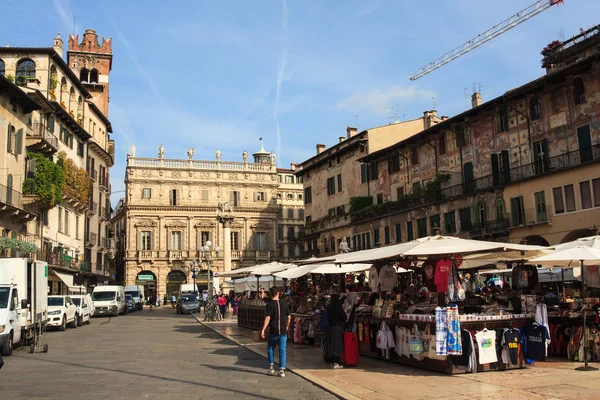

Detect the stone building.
xmin=276 ymin=166 xmax=304 ymax=261
xmin=0 ymin=29 xmax=116 ymax=292
xmin=300 ymin=26 xmax=600 ymax=253
xmin=120 ymin=143 xmax=303 ymax=297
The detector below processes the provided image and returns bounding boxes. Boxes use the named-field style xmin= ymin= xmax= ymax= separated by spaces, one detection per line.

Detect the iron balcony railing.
xmin=0 ymin=182 xmax=23 ymax=209
xmin=29 ymin=122 xmax=59 ymax=151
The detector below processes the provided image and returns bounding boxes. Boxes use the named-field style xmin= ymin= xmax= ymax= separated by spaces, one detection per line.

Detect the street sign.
xmin=137 ymin=274 xmax=155 ymax=281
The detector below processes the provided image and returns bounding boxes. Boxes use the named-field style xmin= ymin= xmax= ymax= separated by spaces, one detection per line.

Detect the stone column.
xmin=221 ymin=217 xmax=234 ymax=273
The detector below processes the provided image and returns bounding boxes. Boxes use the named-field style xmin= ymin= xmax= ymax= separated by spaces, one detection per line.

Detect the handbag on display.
xmin=409 ymin=324 xmax=424 ymax=355
xmin=425 ymin=323 xmax=447 ymax=360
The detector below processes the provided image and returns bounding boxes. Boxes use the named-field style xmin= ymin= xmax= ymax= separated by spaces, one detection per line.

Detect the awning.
xmin=54 ymin=271 xmax=77 ymax=290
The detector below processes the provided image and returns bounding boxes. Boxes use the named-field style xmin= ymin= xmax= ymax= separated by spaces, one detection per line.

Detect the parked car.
xmin=47 ymin=296 xmax=78 ymax=331
xmin=125 ymin=294 xmax=135 ymax=313
xmin=176 ymin=294 xmax=199 ymax=314
xmin=70 ymin=295 xmax=92 ymax=326
xmin=85 ymin=294 xmax=96 ymax=317
xmin=91 ymin=286 xmax=126 ymax=317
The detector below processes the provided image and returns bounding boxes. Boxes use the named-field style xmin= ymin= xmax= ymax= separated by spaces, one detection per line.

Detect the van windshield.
xmin=125 ymin=291 xmax=138 ymax=297
xmin=48 ymin=297 xmax=64 ymax=307
xmin=72 ymin=298 xmax=81 ymax=306
xmin=0 ymin=287 xmax=9 ymax=309
xmin=92 ymin=292 xmax=116 ymax=301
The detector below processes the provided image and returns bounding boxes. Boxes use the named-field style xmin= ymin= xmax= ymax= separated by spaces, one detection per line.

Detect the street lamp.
xmin=200 ymin=240 xmax=220 ymax=300
xmin=188 ymin=260 xmax=199 ymax=297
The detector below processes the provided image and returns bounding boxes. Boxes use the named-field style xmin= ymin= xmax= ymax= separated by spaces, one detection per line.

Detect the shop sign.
xmin=137 ymin=274 xmax=155 ymax=281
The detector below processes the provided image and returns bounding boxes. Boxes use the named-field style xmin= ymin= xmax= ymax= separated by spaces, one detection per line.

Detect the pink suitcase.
xmin=341 ymin=331 xmax=360 ymax=366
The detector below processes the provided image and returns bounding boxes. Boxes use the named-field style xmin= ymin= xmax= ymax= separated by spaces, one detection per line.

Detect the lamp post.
xmin=188 ymin=260 xmax=199 ymax=297
xmin=200 ymin=240 xmax=220 ymax=300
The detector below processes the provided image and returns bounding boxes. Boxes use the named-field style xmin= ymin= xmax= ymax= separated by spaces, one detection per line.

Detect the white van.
xmin=91 ymin=286 xmax=126 ymax=317
xmin=124 ymin=285 xmax=144 ymax=310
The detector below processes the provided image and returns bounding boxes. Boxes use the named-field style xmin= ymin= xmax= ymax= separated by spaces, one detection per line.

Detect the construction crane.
xmin=409 ymin=0 xmax=565 ymax=81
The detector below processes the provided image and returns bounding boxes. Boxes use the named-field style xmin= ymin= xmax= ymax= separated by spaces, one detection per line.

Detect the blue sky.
xmin=1 ymin=0 xmax=599 ymax=206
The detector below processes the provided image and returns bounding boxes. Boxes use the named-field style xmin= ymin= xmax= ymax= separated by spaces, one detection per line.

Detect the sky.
xmin=1 ymin=0 xmax=599 ymax=206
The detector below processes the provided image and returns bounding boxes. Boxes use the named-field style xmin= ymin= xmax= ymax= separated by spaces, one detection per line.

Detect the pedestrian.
xmin=327 ymin=294 xmax=347 ymax=369
xmin=157 ymin=292 xmax=161 ymax=307
xmin=171 ymin=293 xmax=176 ymax=308
xmin=0 ymin=351 xmax=4 ymax=370
xmin=218 ymin=294 xmax=227 ymax=318
xmin=232 ymin=295 xmax=239 ymax=318
xmin=261 ymin=286 xmax=290 ymax=378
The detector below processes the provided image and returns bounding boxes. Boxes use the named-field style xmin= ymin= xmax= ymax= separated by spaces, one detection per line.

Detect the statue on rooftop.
xmin=242 ymin=149 xmax=248 ymax=163
xmin=128 ymin=143 xmax=136 ymax=158
xmin=187 ymin=147 xmax=195 ymax=160
xmin=158 ymin=144 xmax=165 ymax=159
xmin=216 ymin=148 xmax=221 ymax=162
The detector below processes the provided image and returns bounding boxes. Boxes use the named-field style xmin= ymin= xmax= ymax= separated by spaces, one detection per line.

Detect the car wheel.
xmin=86 ymin=315 xmax=91 ymax=324
xmin=59 ymin=316 xmax=67 ymax=331
xmin=71 ymin=315 xmax=78 ymax=329
xmin=77 ymin=315 xmax=83 ymax=327
xmin=1 ymin=332 xmax=13 ymax=356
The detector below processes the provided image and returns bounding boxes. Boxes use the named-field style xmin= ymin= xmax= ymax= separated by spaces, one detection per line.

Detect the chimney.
xmin=346 ymin=126 xmax=357 ymax=139
xmin=423 ymin=110 xmax=438 ymax=129
xmin=441 ymin=116 xmax=449 ymax=121
xmin=290 ymin=162 xmax=297 ymax=171
xmin=339 ymin=137 xmax=345 ymax=143
xmin=316 ymin=144 xmax=326 ymax=154
xmin=53 ymin=33 xmax=64 ymax=58
xmin=471 ymin=92 xmax=482 ymax=108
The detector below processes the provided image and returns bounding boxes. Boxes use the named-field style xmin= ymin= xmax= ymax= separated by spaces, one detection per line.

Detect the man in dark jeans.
xmin=261 ymin=287 xmax=290 ymax=378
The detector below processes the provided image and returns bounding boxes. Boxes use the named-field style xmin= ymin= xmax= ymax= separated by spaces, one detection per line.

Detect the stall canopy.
xmin=334 ymin=235 xmax=547 ymax=264
xmin=273 ymin=263 xmax=372 ymax=279
xmin=54 ymin=271 xmax=78 ymax=291
xmin=529 ymin=246 xmax=600 ymax=268
xmin=551 ymin=235 xmax=600 ymax=251
xmin=219 ymin=262 xmax=297 ymax=278
xmin=227 ymin=276 xmax=284 ymax=292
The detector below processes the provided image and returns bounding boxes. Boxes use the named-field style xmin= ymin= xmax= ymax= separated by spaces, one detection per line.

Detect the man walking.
xmin=261 ymin=287 xmax=290 ymax=378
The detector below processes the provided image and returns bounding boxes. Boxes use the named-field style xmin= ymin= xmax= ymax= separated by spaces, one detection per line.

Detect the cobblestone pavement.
xmin=0 ymin=308 xmax=337 ymax=400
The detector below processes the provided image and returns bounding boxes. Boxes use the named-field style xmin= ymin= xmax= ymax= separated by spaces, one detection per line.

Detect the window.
xmin=90 ymin=69 xmax=99 ymax=84
xmin=444 ymin=211 xmax=456 ymax=234
xmin=0 ymin=58 xmax=4 ymax=76
xmin=388 ymin=153 xmax=400 ymax=173
xmin=298 ymin=194 xmax=303 ymax=200
xmin=201 ymin=190 xmax=209 ymax=201
xmin=593 ymin=178 xmax=600 ymax=208
xmin=497 ymin=107 xmax=509 ymax=133
xmin=565 ymin=184 xmax=576 ymax=212
xmin=278 ymin=225 xmax=284 ymax=240
xmin=304 ymin=187 xmax=312 ymax=204
xmin=328 ymin=208 xmax=335 ymax=217
xmin=573 ymin=77 xmax=586 ymax=105
xmin=455 ymin=125 xmax=467 ymax=147
xmin=58 ymin=207 xmax=63 ymax=233
xmin=417 ymin=218 xmax=427 ymax=238
xmin=298 ymin=209 xmax=304 ymax=219
xmin=439 ymin=134 xmax=446 ymax=155
xmin=75 ymin=216 xmax=80 ymax=239
xmin=510 ymin=196 xmax=525 ymax=226
xmin=407 ymin=221 xmax=414 ymax=241
xmin=369 ymin=161 xmax=378 ymax=180
xmin=64 ymin=210 xmax=70 ymax=235
xmin=305 ymin=216 xmax=311 ymax=225
xmin=395 ymin=223 xmax=402 ymax=243
xmin=287 ymin=208 xmax=294 ymax=219
xmin=362 ymin=232 xmax=371 ymax=249
xmin=373 ymin=228 xmax=380 ymax=245
xmin=530 ymin=96 xmax=541 ymax=120
xmin=377 ymin=193 xmax=384 ymax=204
xmin=360 ymin=164 xmax=368 ymax=183
xmin=230 ymin=190 xmax=239 ymax=206
xmin=255 ymin=232 xmax=266 ymax=250
xmin=330 ymin=236 xmax=335 ymax=253
xmin=200 ymin=231 xmax=210 ymax=246
xmin=534 ymin=191 xmax=547 ymax=222
xmin=255 ymin=191 xmax=266 ymax=202
xmin=336 ymin=156 xmax=341 ymax=164
xmin=231 ymin=232 xmax=239 ymax=251
xmin=337 ymin=173 xmax=342 ymax=192
xmin=384 ymin=226 xmax=391 ymax=245
xmin=287 ymin=194 xmax=293 ymax=200
xmin=170 ymin=231 xmax=182 ymax=250
xmin=169 ymin=189 xmax=179 ymax=205
xmin=411 ymin=147 xmax=419 ymax=165
xmin=77 ymin=140 xmax=84 ymax=157
xmin=15 ymin=59 xmax=36 ymax=85
xmin=327 ymin=177 xmax=335 ymax=196
xmin=495 ymin=197 xmax=505 ymax=221
xmin=430 ymin=214 xmax=441 ymax=232
xmin=459 ymin=207 xmax=472 ymax=232
xmin=396 ymin=186 xmax=404 ymax=200
xmin=336 ymin=206 xmax=344 ymax=216
xmin=579 ymin=181 xmax=592 ymax=210
xmin=141 ymin=231 xmax=152 ymax=250
xmin=142 ymin=188 xmax=152 ymax=199
xmin=80 ymin=68 xmax=89 ymax=83
xmin=553 ymin=187 xmax=565 ymax=214
xmin=285 ymin=175 xmax=294 ymax=183
xmin=288 ymin=227 xmax=295 ymax=240
xmin=6 ymin=124 xmax=16 ymax=154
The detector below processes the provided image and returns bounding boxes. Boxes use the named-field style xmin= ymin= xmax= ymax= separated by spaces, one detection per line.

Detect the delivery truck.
xmin=0 ymin=258 xmax=49 ymax=355
xmin=124 ymin=285 xmax=144 ymax=310
xmin=179 ymin=283 xmax=197 ymax=296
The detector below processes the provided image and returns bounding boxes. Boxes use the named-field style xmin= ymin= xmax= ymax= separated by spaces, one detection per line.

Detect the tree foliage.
xmin=58 ymin=152 xmax=91 ymax=205
xmin=22 ymin=152 xmax=64 ymax=209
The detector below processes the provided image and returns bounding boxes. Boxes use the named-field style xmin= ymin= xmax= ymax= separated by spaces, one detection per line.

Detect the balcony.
xmin=86 ymin=232 xmax=97 ymax=248
xmin=137 ymin=250 xmax=155 ymax=262
xmin=168 ymin=250 xmax=185 ymax=262
xmin=99 ymin=174 xmax=109 ymax=191
xmin=0 ymin=183 xmax=38 ymax=224
xmin=26 ymin=123 xmax=59 ymax=154
xmin=100 ymin=237 xmax=112 ymax=249
xmin=87 ymin=201 xmax=98 ymax=215
xmin=79 ymin=261 xmax=90 ymax=272
xmin=41 ymin=250 xmax=78 ymax=270
xmin=107 ymin=140 xmax=115 ymax=157
xmin=89 ymin=169 xmax=97 ymax=182
xmin=470 ymin=218 xmax=510 ymax=237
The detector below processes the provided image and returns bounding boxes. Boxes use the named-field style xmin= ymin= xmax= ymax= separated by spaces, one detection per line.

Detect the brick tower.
xmin=67 ymin=29 xmax=112 ymax=117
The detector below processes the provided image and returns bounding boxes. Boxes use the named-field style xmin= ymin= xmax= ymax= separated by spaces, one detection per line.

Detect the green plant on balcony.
xmin=58 ymin=152 xmax=91 ymax=205
xmin=6 ymin=74 xmax=15 ymax=83
xmin=349 ymin=196 xmax=373 ymax=214
xmin=22 ymin=152 xmax=65 ymax=209
xmin=0 ymin=237 xmax=38 ymax=255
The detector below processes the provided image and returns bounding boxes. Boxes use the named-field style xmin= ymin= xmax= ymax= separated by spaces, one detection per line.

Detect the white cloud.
xmin=336 ymin=86 xmax=436 ymax=115
xmin=53 ymin=0 xmax=79 ymax=35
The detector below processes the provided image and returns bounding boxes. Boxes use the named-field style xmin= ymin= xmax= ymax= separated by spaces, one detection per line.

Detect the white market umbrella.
xmin=551 ymin=235 xmax=600 ymax=251
xmin=529 ymin=245 xmax=600 ymax=371
xmin=219 ymin=261 xmax=296 ymax=278
xmin=273 ymin=263 xmax=372 ymax=279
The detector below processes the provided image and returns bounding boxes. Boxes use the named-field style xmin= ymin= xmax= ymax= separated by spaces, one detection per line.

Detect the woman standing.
xmin=218 ymin=294 xmax=227 ymax=318
xmin=327 ymin=294 xmax=347 ymax=369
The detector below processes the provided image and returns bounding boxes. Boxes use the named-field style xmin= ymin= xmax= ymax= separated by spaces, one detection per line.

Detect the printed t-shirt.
xmin=503 ymin=329 xmax=521 ymax=365
xmin=379 ymin=265 xmax=398 ymax=292
xmin=369 ymin=266 xmax=379 ymax=292
xmin=421 ymin=260 xmax=437 ymax=292
xmin=475 ymin=330 xmax=498 ymax=364
xmin=523 ymin=323 xmax=549 ymax=361
xmin=434 ymin=259 xmax=452 ymax=294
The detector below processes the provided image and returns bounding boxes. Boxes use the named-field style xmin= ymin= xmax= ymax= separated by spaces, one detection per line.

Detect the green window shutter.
xmin=15 ymin=128 xmax=23 ymax=155
xmin=7 ymin=123 xmax=12 ymax=152
xmin=471 ymin=203 xmax=480 ymax=224
xmin=491 ymin=153 xmax=499 ymax=186
xmin=510 ymin=197 xmax=518 ymax=226
xmin=395 ymin=223 xmax=401 ymax=243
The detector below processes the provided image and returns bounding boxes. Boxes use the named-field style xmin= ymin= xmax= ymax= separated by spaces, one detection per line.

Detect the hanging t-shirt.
xmin=475 ymin=330 xmax=498 ymax=364
xmin=503 ymin=329 xmax=521 ymax=365
xmin=368 ymin=266 xmax=379 ymax=292
xmin=421 ymin=260 xmax=437 ymax=292
xmin=583 ymin=265 xmax=600 ymax=288
xmin=379 ymin=265 xmax=398 ymax=292
xmin=451 ymin=330 xmax=473 ymax=367
xmin=434 ymin=259 xmax=452 ymax=294
xmin=523 ymin=323 xmax=549 ymax=361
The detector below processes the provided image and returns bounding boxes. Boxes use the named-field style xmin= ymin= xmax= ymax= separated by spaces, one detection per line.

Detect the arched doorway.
xmin=166 ymin=270 xmax=187 ymax=298
xmin=523 ymin=235 xmax=550 ymax=247
xmin=136 ymin=270 xmax=157 ymax=302
xmin=560 ymin=229 xmax=597 ymax=244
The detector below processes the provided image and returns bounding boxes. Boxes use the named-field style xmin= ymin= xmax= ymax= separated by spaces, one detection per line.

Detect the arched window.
xmin=478 ymin=202 xmax=487 ymax=227
xmin=60 ymin=77 xmax=68 ymax=103
xmin=77 ymin=96 xmax=84 ymax=120
xmin=49 ymin=65 xmax=58 ymax=100
xmin=15 ymin=59 xmax=36 ymax=85
xmin=529 ymin=96 xmax=541 ymax=120
xmin=573 ymin=77 xmax=586 ymax=105
xmin=79 ymin=68 xmax=89 ymax=83
xmin=90 ymin=69 xmax=99 ymax=84
xmin=494 ymin=197 xmax=505 ymax=221
xmin=0 ymin=58 xmax=5 ymax=76
xmin=69 ymin=87 xmax=75 ymax=112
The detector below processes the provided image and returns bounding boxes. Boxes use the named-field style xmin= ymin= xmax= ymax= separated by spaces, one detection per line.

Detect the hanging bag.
xmin=426 ymin=323 xmax=447 ymax=360
xmin=409 ymin=324 xmax=424 ymax=354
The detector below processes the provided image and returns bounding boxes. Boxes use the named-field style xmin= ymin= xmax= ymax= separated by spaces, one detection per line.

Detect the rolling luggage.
xmin=341 ymin=331 xmax=360 ymax=366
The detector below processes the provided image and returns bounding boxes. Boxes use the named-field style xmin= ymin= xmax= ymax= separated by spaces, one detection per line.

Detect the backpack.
xmin=319 ymin=310 xmax=330 ymax=332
